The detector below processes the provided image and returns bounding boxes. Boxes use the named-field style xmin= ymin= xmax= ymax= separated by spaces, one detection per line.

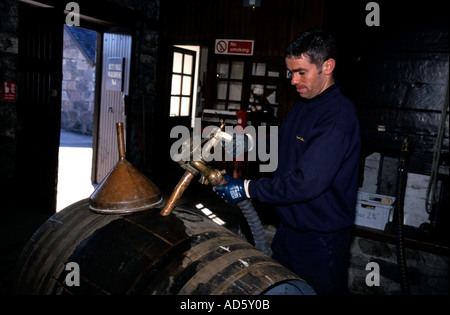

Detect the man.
xmin=214 ymin=30 xmax=361 ymax=295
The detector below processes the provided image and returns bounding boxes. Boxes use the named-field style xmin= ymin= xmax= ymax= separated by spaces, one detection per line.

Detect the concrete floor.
xmin=57 ymin=130 xmax=95 ymax=212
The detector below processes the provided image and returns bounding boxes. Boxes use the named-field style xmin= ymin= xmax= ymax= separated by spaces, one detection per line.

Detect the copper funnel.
xmin=89 ymin=122 xmax=162 ymax=214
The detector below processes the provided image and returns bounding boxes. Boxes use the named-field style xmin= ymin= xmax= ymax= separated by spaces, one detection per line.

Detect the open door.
xmin=161 ymin=46 xmax=197 ymax=169
xmin=168 ymin=47 xmax=197 ymax=129
xmin=93 ymin=33 xmax=132 ymax=184
xmin=16 ymin=3 xmax=63 ymax=214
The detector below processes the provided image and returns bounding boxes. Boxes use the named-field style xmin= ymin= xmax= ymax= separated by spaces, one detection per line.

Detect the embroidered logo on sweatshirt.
xmin=296 ymin=135 xmax=305 ymax=142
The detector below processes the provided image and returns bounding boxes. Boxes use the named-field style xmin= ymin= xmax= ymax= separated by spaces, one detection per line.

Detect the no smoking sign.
xmin=215 ymin=39 xmax=254 ymax=56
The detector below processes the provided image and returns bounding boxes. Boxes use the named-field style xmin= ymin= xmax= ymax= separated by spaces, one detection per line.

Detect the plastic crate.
xmin=354 ymin=190 xmax=396 ymax=230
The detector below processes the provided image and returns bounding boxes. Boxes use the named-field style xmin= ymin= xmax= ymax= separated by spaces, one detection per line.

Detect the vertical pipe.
xmin=395 ymin=138 xmax=410 ymax=295
xmin=116 ymin=122 xmax=126 ymax=160
xmin=160 ymin=171 xmax=195 ymax=216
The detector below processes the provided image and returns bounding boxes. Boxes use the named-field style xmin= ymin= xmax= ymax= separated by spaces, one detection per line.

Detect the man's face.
xmin=285 ymin=54 xmax=332 ymax=99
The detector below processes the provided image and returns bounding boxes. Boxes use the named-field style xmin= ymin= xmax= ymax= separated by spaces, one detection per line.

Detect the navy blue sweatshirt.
xmin=248 ymin=84 xmax=361 ymax=233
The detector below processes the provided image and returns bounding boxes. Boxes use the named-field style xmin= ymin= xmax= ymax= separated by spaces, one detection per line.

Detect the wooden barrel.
xmin=12 ymin=199 xmax=314 ymax=295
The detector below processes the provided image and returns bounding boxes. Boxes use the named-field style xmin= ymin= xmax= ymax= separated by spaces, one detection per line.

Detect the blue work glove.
xmin=213 ymin=174 xmax=248 ymax=204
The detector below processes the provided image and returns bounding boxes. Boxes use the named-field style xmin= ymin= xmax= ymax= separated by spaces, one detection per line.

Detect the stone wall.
xmin=0 ymin=0 xmax=18 ymax=209
xmin=349 ymin=146 xmax=449 ymax=295
xmin=0 ymin=0 xmax=18 ymax=139
xmin=61 ymin=26 xmax=96 ymax=136
xmin=348 ymin=236 xmax=449 ymax=295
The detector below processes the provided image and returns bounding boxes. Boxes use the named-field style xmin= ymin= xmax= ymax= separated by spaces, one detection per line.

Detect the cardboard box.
xmin=355 ymin=190 xmax=396 ymax=230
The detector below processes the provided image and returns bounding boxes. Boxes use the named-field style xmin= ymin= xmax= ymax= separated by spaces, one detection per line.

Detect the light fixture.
xmin=243 ymin=0 xmax=262 ymax=9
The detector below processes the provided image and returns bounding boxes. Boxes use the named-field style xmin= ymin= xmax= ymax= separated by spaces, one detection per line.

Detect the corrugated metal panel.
xmin=95 ymin=33 xmax=132 ymax=183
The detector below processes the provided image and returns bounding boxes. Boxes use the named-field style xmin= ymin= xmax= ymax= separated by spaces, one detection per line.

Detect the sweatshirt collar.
xmin=300 ymin=82 xmax=340 ymax=105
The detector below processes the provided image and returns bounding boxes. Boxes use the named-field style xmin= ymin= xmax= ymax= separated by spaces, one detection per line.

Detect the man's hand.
xmin=213 ymin=175 xmax=248 ymax=204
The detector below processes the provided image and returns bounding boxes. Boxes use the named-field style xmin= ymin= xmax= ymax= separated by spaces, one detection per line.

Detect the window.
xmin=215 ymin=60 xmax=244 ymax=110
xmin=210 ymin=58 xmax=285 ymax=126
xmin=170 ymin=48 xmax=196 ymax=117
xmin=248 ymin=62 xmax=281 ymax=120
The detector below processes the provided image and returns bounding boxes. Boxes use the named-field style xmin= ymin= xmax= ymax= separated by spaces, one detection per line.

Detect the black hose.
xmin=394 ymin=138 xmax=410 ymax=295
xmin=236 ymin=199 xmax=271 ymax=256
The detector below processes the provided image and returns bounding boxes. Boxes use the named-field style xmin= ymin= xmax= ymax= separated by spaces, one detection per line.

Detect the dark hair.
xmin=285 ymin=30 xmax=338 ymax=66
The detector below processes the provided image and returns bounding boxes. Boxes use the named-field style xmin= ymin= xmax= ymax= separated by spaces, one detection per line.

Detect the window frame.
xmin=169 ymin=47 xmax=196 ymax=117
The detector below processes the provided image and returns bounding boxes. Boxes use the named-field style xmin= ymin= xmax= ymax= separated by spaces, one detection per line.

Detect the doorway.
xmin=168 ymin=46 xmax=197 ymax=131
xmin=57 ymin=25 xmax=97 ymax=211
xmin=56 ymin=27 xmax=133 ymax=212
xmin=17 ymin=2 xmax=134 ymax=214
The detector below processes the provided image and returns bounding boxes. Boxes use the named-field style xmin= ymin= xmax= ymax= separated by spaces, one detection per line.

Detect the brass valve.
xmin=191 ymin=161 xmax=227 ymax=186
xmin=160 ymin=120 xmax=228 ymax=216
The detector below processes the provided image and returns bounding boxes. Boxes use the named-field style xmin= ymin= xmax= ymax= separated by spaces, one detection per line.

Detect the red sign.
xmin=215 ymin=39 xmax=254 ymax=56
xmin=1 ymin=81 xmax=16 ymax=101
